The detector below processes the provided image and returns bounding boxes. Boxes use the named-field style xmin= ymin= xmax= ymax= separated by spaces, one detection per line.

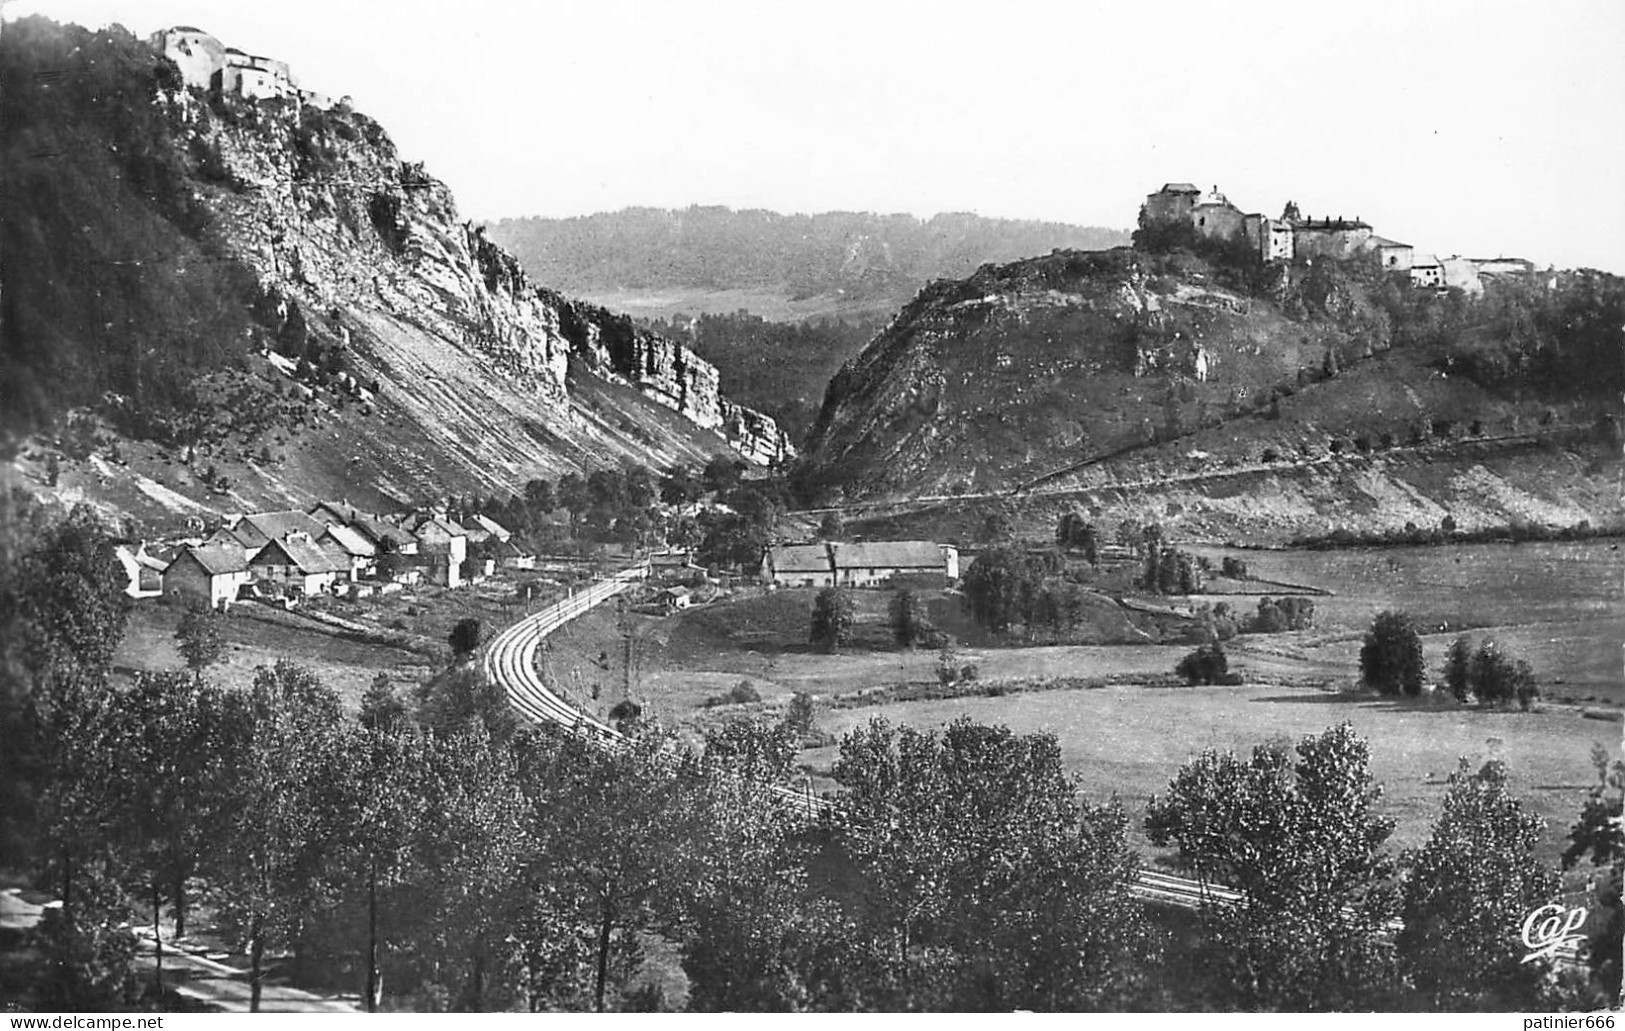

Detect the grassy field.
xmin=799 ymin=682 xmax=1610 ymax=867
xmin=610 ymin=539 xmax=1619 ymax=870
xmin=114 ymin=601 xmax=431 ymax=708
xmin=1187 ymin=539 xmax=1622 ymax=703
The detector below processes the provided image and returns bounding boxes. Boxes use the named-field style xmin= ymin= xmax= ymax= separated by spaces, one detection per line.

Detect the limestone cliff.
xmin=180 ymin=93 xmax=791 ymax=469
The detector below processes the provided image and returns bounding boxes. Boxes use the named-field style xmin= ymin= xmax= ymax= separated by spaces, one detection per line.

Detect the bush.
xmin=1360 ymin=611 xmax=1425 ymax=696
xmin=1176 ymin=642 xmax=1229 ymax=685
xmin=1220 ymin=556 xmax=1249 ymax=579
xmin=728 ymin=680 xmax=761 ymax=705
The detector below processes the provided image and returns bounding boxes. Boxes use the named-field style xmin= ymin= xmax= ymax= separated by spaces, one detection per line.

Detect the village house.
xmin=463 ymin=514 xmax=513 ymax=545
xmin=1410 ymin=253 xmax=1445 ymax=289
xmin=205 ymin=522 xmax=264 ymax=560
xmin=492 ymin=538 xmax=537 ymax=571
xmin=113 ymin=544 xmax=165 ymax=599
xmin=761 ymin=541 xmax=959 ymax=588
xmin=655 ymin=586 xmax=693 ymax=613
xmin=164 ymin=544 xmax=253 ymax=610
xmin=410 ymin=515 xmax=469 ymax=588
xmin=1369 ymin=236 xmax=1415 ymax=272
xmin=352 ymin=517 xmax=420 ymax=556
xmin=317 ymin=523 xmax=375 ymax=580
xmin=248 ymin=533 xmax=346 ymax=596
xmin=829 ymin=541 xmax=960 ymax=588
xmin=762 ymin=543 xmax=837 ymax=588
xmin=309 ymin=500 xmax=371 ymax=527
xmin=1440 ymin=256 xmax=1484 ymax=296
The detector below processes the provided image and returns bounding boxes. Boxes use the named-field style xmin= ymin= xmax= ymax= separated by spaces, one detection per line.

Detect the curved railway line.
xmin=481 ymin=564 xmax=1223 ymax=909
xmin=480 ymin=564 xmax=1591 ymax=964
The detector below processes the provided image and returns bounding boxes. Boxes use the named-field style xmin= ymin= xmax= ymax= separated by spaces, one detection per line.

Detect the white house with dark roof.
xmin=464 ymin=514 xmax=513 ymax=545
xmin=829 ymin=541 xmax=959 ymax=588
xmin=352 ymin=517 xmax=419 ymax=555
xmin=249 ymin=534 xmax=346 ymax=595
xmin=317 ymin=523 xmax=375 ymax=580
xmin=113 ymin=544 xmax=165 ymax=599
xmin=164 ymin=544 xmax=253 ymax=610
xmin=762 ymin=541 xmax=958 ymax=588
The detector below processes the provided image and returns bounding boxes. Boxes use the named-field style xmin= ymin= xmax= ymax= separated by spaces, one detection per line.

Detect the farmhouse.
xmin=492 ymin=538 xmax=537 ymax=570
xmin=655 ymin=586 xmax=693 ymax=613
xmin=309 ymin=500 xmax=370 ymax=527
xmin=113 ymin=544 xmax=165 ymax=599
xmin=317 ymin=523 xmax=375 ymax=580
xmin=463 ymin=513 xmax=513 ymax=545
xmin=762 ymin=541 xmax=960 ymax=588
xmin=248 ymin=534 xmax=346 ymax=596
xmin=829 ymin=541 xmax=960 ymax=588
xmin=412 ymin=516 xmax=469 ymax=564
xmin=164 ymin=545 xmax=252 ymax=610
xmin=352 ymin=517 xmax=420 ymax=555
xmin=763 ymin=544 xmax=837 ymax=588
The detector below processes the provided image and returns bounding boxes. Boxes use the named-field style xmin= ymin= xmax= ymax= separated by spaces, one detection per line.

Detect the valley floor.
xmin=591 ymin=538 xmax=1619 ymax=869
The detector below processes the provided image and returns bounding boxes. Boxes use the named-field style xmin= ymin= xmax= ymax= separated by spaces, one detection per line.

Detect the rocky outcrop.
xmin=180 ymin=94 xmax=790 ymax=464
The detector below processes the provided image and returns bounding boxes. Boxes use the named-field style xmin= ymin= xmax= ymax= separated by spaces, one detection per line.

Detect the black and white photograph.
xmin=0 ymin=0 xmax=1621 ymax=1016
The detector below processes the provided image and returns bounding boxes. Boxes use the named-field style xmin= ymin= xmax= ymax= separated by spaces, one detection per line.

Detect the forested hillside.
xmin=485 ymin=206 xmax=1129 ymax=319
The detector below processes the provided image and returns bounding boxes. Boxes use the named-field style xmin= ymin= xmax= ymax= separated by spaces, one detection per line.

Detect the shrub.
xmin=1360 ymin=611 xmax=1425 ymax=696
xmin=1221 ymin=556 xmax=1249 ymax=579
xmin=728 ymin=680 xmax=761 ymax=705
xmin=1176 ymin=642 xmax=1229 ymax=685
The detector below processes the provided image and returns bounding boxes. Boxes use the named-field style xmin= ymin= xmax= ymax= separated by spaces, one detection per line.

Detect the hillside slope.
xmin=484 ymin=206 xmax=1129 ymax=321
xmin=1 ymin=19 xmax=789 ymax=525
xmin=801 ymin=245 xmax=1621 ymax=520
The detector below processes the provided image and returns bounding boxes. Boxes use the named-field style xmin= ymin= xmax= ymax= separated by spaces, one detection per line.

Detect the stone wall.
xmin=1293 ymin=222 xmax=1373 ymax=261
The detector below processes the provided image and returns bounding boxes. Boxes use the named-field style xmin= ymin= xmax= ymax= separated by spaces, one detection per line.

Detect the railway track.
xmin=480 ymin=565 xmax=1589 ymax=957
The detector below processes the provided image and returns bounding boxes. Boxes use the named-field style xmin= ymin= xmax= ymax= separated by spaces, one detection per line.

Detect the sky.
xmin=11 ymin=0 xmax=1625 ymax=272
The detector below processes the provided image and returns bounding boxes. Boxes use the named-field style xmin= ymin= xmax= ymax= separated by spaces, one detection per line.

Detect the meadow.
xmin=799 ymin=680 xmax=1609 ymax=866
xmin=625 ymin=538 xmax=1619 ymax=867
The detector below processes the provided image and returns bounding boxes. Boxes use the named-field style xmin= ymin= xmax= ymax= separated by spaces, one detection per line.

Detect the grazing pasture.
xmin=800 ymin=682 xmax=1609 ymax=866
xmin=1189 ymin=539 xmax=1622 ymax=703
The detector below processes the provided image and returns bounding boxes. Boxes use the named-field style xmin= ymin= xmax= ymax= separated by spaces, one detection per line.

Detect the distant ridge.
xmin=484 ymin=206 xmax=1130 ymax=319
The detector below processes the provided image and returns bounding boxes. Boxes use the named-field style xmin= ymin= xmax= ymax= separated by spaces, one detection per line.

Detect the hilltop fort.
xmin=1140 ymin=183 xmax=1534 ymax=294
xmin=149 ymin=25 xmax=339 ymax=110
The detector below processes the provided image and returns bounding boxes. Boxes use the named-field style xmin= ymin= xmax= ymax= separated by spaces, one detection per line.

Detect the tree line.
xmin=3 ymin=496 xmax=1617 ymax=1011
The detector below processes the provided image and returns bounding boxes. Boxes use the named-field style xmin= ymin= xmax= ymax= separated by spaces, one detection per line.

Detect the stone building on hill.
xmin=148 ymin=26 xmax=332 ymax=109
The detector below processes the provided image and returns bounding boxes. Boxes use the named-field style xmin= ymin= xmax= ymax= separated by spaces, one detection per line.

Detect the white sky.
xmin=11 ymin=0 xmax=1625 ymax=272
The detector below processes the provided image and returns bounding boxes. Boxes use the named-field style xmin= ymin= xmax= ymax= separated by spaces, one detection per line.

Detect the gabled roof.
xmin=768 ymin=543 xmax=833 ymax=574
xmin=468 ymin=514 xmax=511 ymax=540
xmin=320 ymin=523 xmax=375 ymax=557
xmin=414 ymin=516 xmax=467 ymax=540
xmin=831 ymin=541 xmax=950 ymax=571
xmin=353 ymin=517 xmax=418 ymax=549
xmin=1159 ymin=182 xmax=1200 ymax=194
xmin=240 ymin=510 xmax=326 ymax=543
xmin=1411 ymin=253 xmax=1442 ymax=267
xmin=170 ymin=544 xmax=249 ymax=577
xmin=494 ymin=538 xmax=534 ymax=557
xmin=251 ymin=536 xmax=347 ymax=575
xmin=309 ymin=500 xmax=368 ymax=525
xmin=1369 ymin=236 xmax=1411 ymax=249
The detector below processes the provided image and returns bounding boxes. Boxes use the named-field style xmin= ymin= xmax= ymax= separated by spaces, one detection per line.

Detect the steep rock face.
xmin=182 ymin=96 xmax=790 ymax=467
xmin=805 ymin=248 xmax=1327 ymax=496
